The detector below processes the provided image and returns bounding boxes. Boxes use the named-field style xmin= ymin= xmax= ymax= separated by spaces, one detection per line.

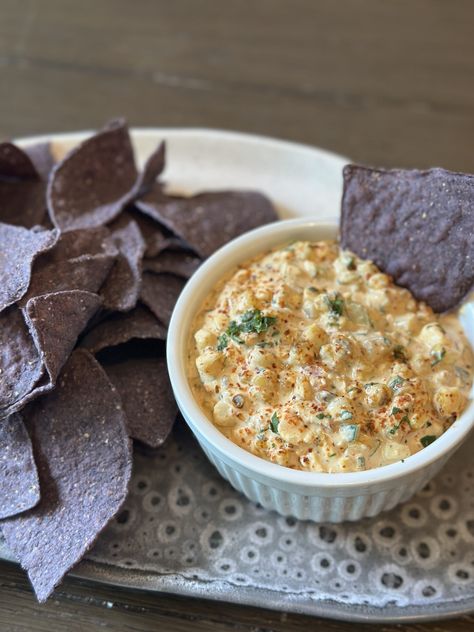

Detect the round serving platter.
xmin=2 ymin=128 xmax=474 ymax=623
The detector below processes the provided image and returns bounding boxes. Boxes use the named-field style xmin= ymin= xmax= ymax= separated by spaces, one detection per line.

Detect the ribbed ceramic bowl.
xmin=167 ymin=218 xmax=474 ymax=522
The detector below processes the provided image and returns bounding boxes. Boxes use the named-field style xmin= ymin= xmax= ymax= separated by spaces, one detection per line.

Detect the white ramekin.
xmin=167 ymin=218 xmax=474 ymax=522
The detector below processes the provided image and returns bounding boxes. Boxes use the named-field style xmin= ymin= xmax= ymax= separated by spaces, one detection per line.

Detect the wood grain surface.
xmin=1 ymin=1 xmax=474 ymax=630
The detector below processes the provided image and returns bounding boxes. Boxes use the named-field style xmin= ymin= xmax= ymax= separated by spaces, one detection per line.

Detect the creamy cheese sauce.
xmin=188 ymin=241 xmax=473 ymax=473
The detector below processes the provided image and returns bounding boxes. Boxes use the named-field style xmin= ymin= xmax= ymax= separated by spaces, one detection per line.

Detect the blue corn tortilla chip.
xmin=100 ymin=216 xmax=146 ymax=312
xmin=130 ymin=209 xmax=187 ymax=257
xmin=103 ymin=357 xmax=177 ymax=448
xmin=47 ymin=119 xmax=138 ymax=231
xmin=0 ymin=143 xmax=48 ymax=228
xmin=136 ymin=190 xmax=278 ymax=258
xmin=81 ymin=305 xmax=167 ymax=355
xmin=340 ymin=165 xmax=474 ymax=312
xmin=139 ymin=272 xmax=185 ymax=327
xmin=24 ymin=142 xmax=56 ymax=182
xmin=41 ymin=226 xmax=116 ymax=262
xmin=0 ymin=413 xmax=40 ymax=519
xmin=0 ymin=225 xmax=58 ymax=312
xmin=0 ymin=290 xmax=101 ymax=420
xmin=0 ymin=142 xmax=39 ymax=179
xmin=19 ymin=254 xmax=115 ymax=307
xmin=24 ymin=290 xmax=102 ymax=388
xmin=0 ymin=307 xmax=44 ymax=419
xmin=0 ymin=181 xmax=48 ymax=228
xmin=135 ymin=141 xmax=166 ymax=197
xmin=0 ymin=349 xmax=132 ymax=602
xmin=143 ymin=250 xmax=201 ymax=279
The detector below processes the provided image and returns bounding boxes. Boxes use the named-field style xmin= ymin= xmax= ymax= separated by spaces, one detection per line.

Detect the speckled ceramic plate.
xmin=2 ymin=128 xmax=474 ymax=622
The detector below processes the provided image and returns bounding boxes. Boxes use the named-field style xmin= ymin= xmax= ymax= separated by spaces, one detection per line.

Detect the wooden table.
xmin=1 ymin=1 xmax=473 ymax=630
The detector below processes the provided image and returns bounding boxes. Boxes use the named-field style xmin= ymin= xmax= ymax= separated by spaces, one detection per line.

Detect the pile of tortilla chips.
xmin=0 ymin=119 xmax=277 ymax=601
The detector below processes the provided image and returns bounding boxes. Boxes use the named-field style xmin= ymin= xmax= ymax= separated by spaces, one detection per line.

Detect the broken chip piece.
xmin=81 ymin=305 xmax=167 ymax=355
xmin=143 ymin=250 xmax=201 ymax=279
xmin=100 ymin=216 xmax=146 ymax=312
xmin=0 ymin=306 xmax=44 ymax=419
xmin=42 ymin=226 xmax=116 ymax=262
xmin=0 ymin=143 xmax=48 ymax=228
xmin=340 ymin=164 xmax=474 ymax=312
xmin=0 ymin=290 xmax=102 ymax=420
xmin=135 ymin=190 xmax=278 ymax=258
xmin=134 ymin=141 xmax=166 ymax=197
xmin=104 ymin=357 xmax=177 ymax=448
xmin=0 ymin=224 xmax=58 ymax=312
xmin=19 ymin=254 xmax=115 ymax=306
xmin=24 ymin=290 xmax=102 ymax=388
xmin=0 ymin=413 xmax=40 ymax=519
xmin=0 ymin=349 xmax=132 ymax=602
xmin=140 ymin=272 xmax=185 ymax=327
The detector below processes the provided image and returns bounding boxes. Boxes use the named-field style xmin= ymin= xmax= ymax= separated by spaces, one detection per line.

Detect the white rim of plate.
xmin=15 ymin=126 xmax=349 ymax=169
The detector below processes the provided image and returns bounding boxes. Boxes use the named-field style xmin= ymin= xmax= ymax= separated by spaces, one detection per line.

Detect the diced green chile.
xmin=340 ymin=424 xmax=359 ymax=442
xmin=270 ymin=412 xmax=279 ymax=434
xmin=421 ymin=435 xmax=437 ymax=448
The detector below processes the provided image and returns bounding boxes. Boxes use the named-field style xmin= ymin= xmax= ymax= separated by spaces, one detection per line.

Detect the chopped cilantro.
xmin=219 ymin=309 xmax=277 ymax=347
xmin=329 ymin=453 xmax=336 ymax=458
xmin=316 ymin=412 xmax=327 ymax=420
xmin=270 ymin=412 xmax=280 ymax=434
xmin=227 ymin=320 xmax=243 ymax=343
xmin=217 ymin=333 xmax=229 ymax=351
xmin=420 ymin=435 xmax=437 ymax=448
xmin=393 ymin=345 xmax=407 ymax=362
xmin=324 ymin=292 xmax=345 ymax=317
xmin=391 ymin=406 xmax=402 ymax=415
xmin=308 ymin=286 xmax=318 ymax=293
xmin=388 ymin=375 xmax=405 ymax=391
xmin=431 ymin=347 xmax=446 ymax=367
xmin=240 ymin=309 xmax=277 ymax=334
